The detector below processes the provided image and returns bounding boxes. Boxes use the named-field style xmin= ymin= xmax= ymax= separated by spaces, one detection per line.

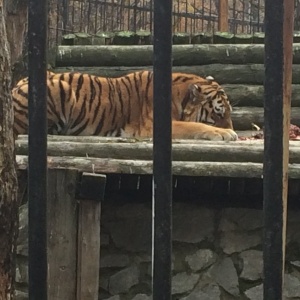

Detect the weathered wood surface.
xmin=56 ymin=44 xmax=300 ymax=67
xmin=16 ymin=134 xmax=300 ymax=145
xmin=14 ymin=139 xmax=300 ymax=163
xmin=76 ymin=173 xmax=105 ymax=300
xmin=232 ymin=107 xmax=300 ymax=130
xmin=225 ymin=84 xmax=300 ymax=107
xmin=77 ymin=199 xmax=101 ymax=300
xmin=53 ymin=64 xmax=300 ymax=84
xmin=16 ymin=155 xmax=300 ymax=178
xmin=60 ymin=32 xmax=300 ymax=46
xmin=47 ymin=169 xmax=78 ymax=300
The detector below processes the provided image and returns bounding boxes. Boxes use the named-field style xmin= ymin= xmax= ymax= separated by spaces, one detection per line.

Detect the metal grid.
xmin=49 ymin=0 xmax=278 ymax=45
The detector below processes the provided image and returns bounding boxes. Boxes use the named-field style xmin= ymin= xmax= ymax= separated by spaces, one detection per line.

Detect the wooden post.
xmin=47 ymin=169 xmax=78 ymax=300
xmin=263 ymin=0 xmax=294 ymax=299
xmin=76 ymin=173 xmax=106 ymax=300
xmin=218 ymin=0 xmax=229 ymax=32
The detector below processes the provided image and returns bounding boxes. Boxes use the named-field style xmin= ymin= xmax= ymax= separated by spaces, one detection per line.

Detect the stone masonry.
xmin=15 ymin=202 xmax=300 ymax=300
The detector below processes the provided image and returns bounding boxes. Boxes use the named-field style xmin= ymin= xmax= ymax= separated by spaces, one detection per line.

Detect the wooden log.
xmin=112 ymin=31 xmax=139 ymax=45
xmin=74 ymin=33 xmax=93 ymax=45
xmin=92 ymin=32 xmax=114 ymax=45
xmin=231 ymin=107 xmax=300 ymax=130
xmin=253 ymin=32 xmax=265 ymax=44
xmin=61 ymin=34 xmax=76 ymax=46
xmin=16 ymin=135 xmax=300 ymax=146
xmin=55 ymin=44 xmax=300 ymax=67
xmin=233 ymin=34 xmax=254 ymax=44
xmin=191 ymin=32 xmax=216 ymax=44
xmin=136 ymin=31 xmax=152 ymax=45
xmin=60 ymin=32 xmax=300 ymax=46
xmin=213 ymin=32 xmax=234 ymax=44
xmin=15 ymin=155 xmax=300 ymax=178
xmin=224 ymin=84 xmax=300 ymax=107
xmin=173 ymin=33 xmax=191 ymax=44
xmin=52 ymin=64 xmax=300 ymax=84
xmin=14 ymin=139 xmax=300 ymax=163
xmin=47 ymin=169 xmax=78 ymax=300
xmin=76 ymin=173 xmax=105 ymax=300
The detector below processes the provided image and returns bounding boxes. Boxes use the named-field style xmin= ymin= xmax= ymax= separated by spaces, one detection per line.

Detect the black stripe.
xmin=89 ymin=75 xmax=96 ymax=111
xmin=59 ymin=80 xmax=67 ymax=120
xmin=115 ymin=79 xmax=124 ymax=115
xmin=71 ymin=119 xmax=89 ymax=135
xmin=94 ymin=107 xmax=106 ymax=135
xmin=75 ymin=74 xmax=84 ymax=100
xmin=92 ymin=77 xmax=102 ymax=124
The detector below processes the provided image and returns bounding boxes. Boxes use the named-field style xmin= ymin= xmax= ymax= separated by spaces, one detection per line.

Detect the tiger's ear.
xmin=205 ymin=75 xmax=214 ymax=84
xmin=189 ymin=84 xmax=202 ymax=98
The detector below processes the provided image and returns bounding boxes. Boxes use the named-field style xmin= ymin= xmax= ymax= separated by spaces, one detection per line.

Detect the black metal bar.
xmin=263 ymin=0 xmax=293 ymax=299
xmin=28 ymin=0 xmax=48 ymax=298
xmin=62 ymin=0 xmax=69 ymax=34
xmin=152 ymin=0 xmax=172 ymax=298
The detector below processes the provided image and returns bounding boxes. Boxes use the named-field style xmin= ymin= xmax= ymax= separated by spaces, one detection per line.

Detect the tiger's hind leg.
xmin=12 ymin=79 xmax=77 ymax=136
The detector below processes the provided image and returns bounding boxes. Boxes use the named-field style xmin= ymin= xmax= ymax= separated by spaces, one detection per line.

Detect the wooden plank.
xmin=76 ymin=173 xmax=106 ymax=300
xmin=263 ymin=0 xmax=294 ymax=298
xmin=47 ymin=169 xmax=78 ymax=300
xmin=16 ymin=135 xmax=300 ymax=146
xmin=218 ymin=0 xmax=229 ymax=32
xmin=55 ymin=44 xmax=300 ymax=67
xmin=281 ymin=0 xmax=294 ymax=286
xmin=15 ymin=155 xmax=300 ymax=179
xmin=14 ymin=139 xmax=300 ymax=163
xmin=223 ymin=84 xmax=300 ymax=107
xmin=53 ymin=64 xmax=300 ymax=85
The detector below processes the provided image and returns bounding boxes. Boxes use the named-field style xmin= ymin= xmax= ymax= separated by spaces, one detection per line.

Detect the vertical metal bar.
xmin=152 ymin=0 xmax=172 ymax=297
xmin=149 ymin=0 xmax=153 ymax=32
xmin=258 ymin=0 xmax=261 ymax=32
xmin=249 ymin=0 xmax=253 ymax=34
xmin=133 ymin=0 xmax=137 ymax=32
xmin=71 ymin=0 xmax=75 ymax=32
xmin=94 ymin=0 xmax=99 ymax=33
xmin=62 ymin=0 xmax=69 ymax=34
xmin=87 ymin=0 xmax=92 ymax=32
xmin=28 ymin=0 xmax=48 ymax=298
xmin=185 ymin=0 xmax=188 ymax=32
xmin=201 ymin=0 xmax=204 ymax=30
xmin=263 ymin=0 xmax=294 ymax=299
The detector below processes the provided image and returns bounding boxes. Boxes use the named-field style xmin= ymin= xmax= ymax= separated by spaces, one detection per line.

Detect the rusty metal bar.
xmin=263 ymin=0 xmax=294 ymax=298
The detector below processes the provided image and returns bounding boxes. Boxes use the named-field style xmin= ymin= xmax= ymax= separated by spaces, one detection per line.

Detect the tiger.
xmin=12 ymin=70 xmax=237 ymax=141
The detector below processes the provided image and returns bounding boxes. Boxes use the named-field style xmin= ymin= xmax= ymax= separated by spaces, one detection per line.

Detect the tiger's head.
xmin=181 ymin=76 xmax=233 ymax=129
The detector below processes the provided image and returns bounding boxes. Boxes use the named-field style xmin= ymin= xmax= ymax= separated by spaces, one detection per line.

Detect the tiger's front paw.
xmin=199 ymin=128 xmax=238 ymax=141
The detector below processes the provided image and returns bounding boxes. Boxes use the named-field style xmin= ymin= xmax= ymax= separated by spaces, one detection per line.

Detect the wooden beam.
xmin=13 ymin=139 xmax=300 ymax=164
xmin=15 ymin=155 xmax=300 ymax=179
xmin=218 ymin=0 xmax=229 ymax=32
xmin=281 ymin=0 xmax=294 ymax=285
xmin=263 ymin=0 xmax=294 ymax=298
xmin=47 ymin=169 xmax=78 ymax=300
xmin=76 ymin=173 xmax=106 ymax=300
xmin=53 ymin=64 xmax=300 ymax=85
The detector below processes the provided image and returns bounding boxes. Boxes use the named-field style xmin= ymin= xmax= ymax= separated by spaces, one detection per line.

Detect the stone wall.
xmin=15 ymin=201 xmax=300 ymax=300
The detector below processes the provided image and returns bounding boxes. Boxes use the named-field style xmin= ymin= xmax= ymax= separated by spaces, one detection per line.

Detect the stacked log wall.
xmin=53 ymin=37 xmax=300 ymax=131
